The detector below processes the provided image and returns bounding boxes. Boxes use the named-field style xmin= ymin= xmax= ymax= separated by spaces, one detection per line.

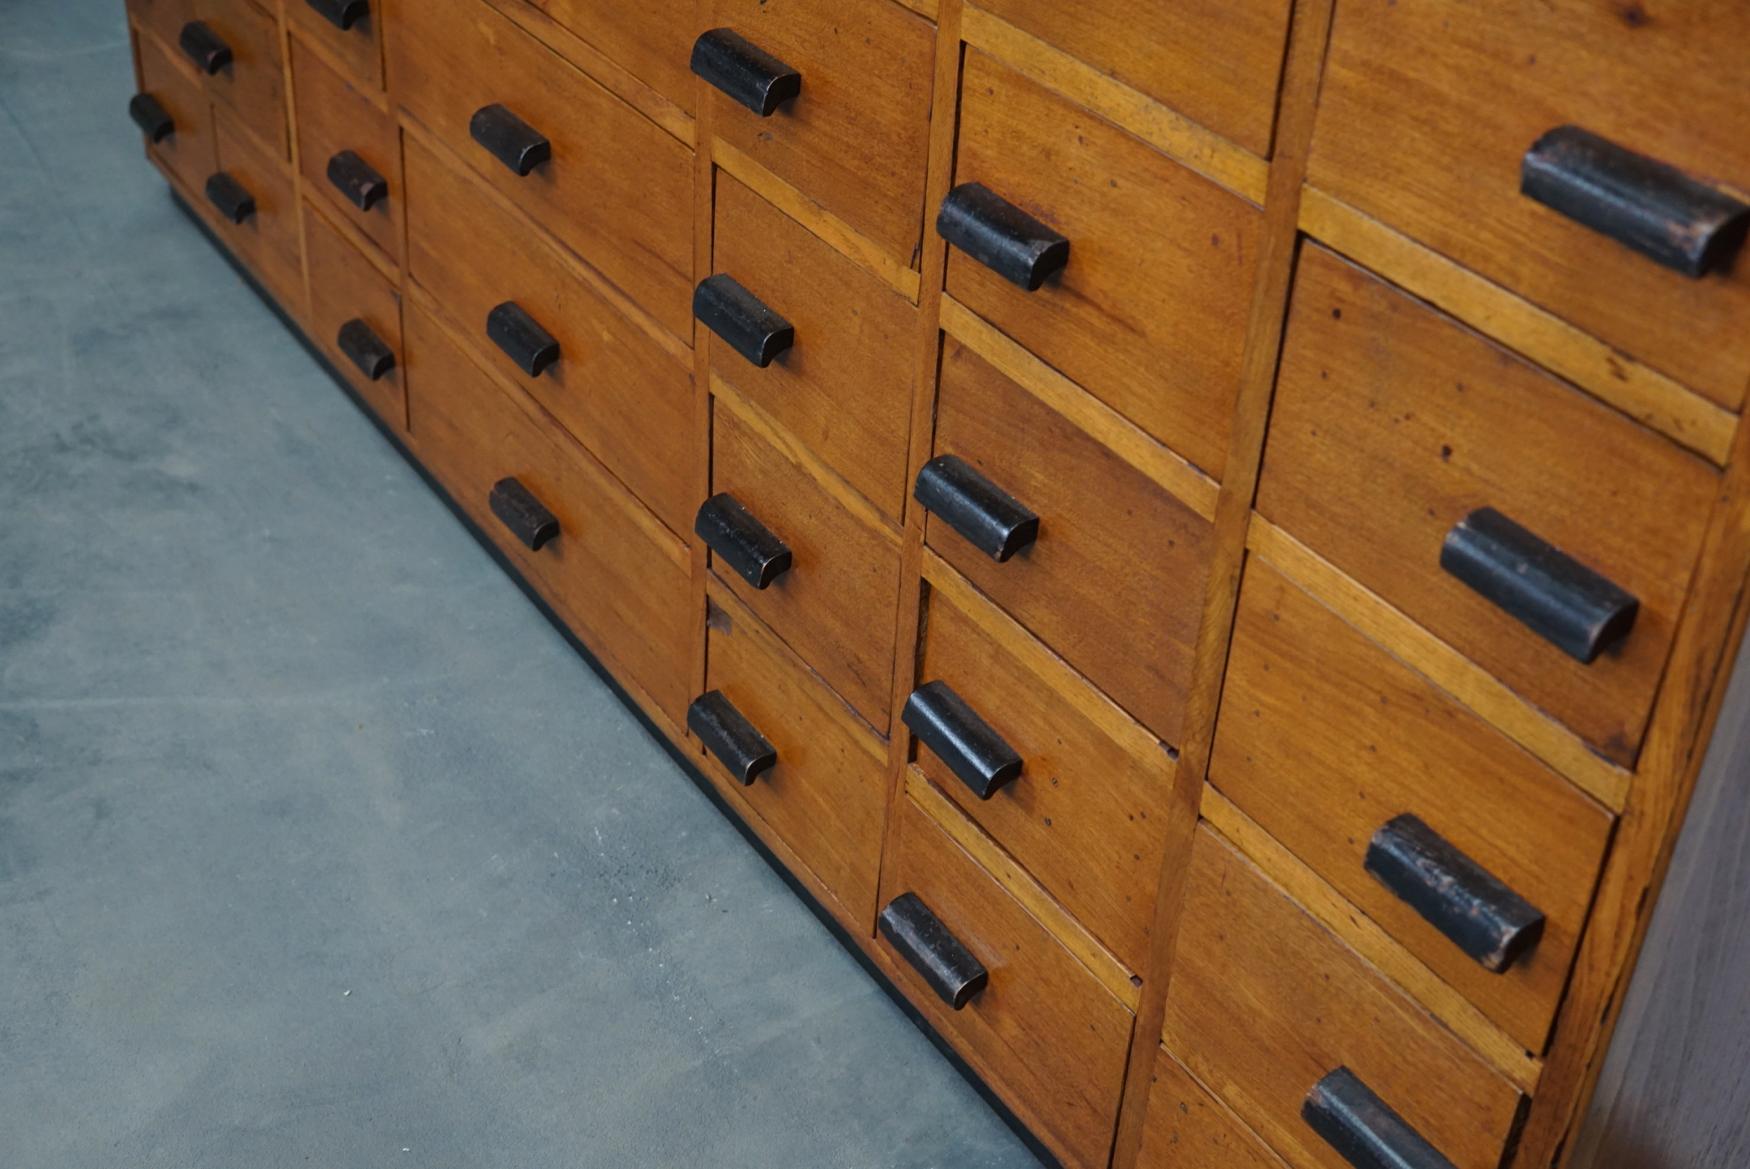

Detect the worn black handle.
xmin=129 ymin=93 xmax=174 ymax=144
xmin=470 ymin=104 xmax=550 ymax=177
xmin=914 ymin=455 xmax=1039 ymax=563
xmin=337 ymin=319 xmax=395 ymax=382
xmin=880 ymin=893 xmax=988 ymax=1010
xmin=693 ymin=274 xmax=794 ymax=368
xmin=204 ymin=172 xmax=255 ymax=224
xmin=694 ymin=493 xmax=791 ymax=589
xmin=690 ymin=28 xmax=802 ymax=117
xmin=305 ymin=0 xmax=369 ymax=31
xmin=903 ymin=681 xmax=1022 ymax=800
xmin=1303 ymin=1068 xmax=1457 ymax=1169
xmin=326 ymin=150 xmax=388 ymax=213
xmin=485 ymin=302 xmax=561 ymax=378
xmin=938 ymin=182 xmax=1070 ymax=292
xmin=179 ymin=21 xmax=232 ymax=75
xmin=687 ymin=690 xmax=778 ymax=785
xmin=1366 ymin=814 xmax=1545 ymax=975
xmin=1522 ymin=126 xmax=1750 ymax=279
xmin=1440 ymin=507 xmax=1638 ymax=664
xmin=489 ymin=477 xmax=560 ymax=551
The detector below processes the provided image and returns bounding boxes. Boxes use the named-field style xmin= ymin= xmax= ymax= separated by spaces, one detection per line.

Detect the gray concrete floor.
xmin=0 ymin=4 xmax=1045 ymax=1165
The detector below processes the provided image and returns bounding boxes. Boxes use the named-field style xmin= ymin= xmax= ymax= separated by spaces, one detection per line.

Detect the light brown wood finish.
xmin=301 ymin=196 xmax=404 ymax=428
xmin=522 ymin=0 xmax=695 ymax=116
xmin=137 ymin=26 xmax=217 ymax=195
xmin=1136 ymin=1047 xmax=1285 ymax=1169
xmin=128 ymin=0 xmax=198 ymax=55
xmin=211 ymin=108 xmax=303 ymax=305
xmin=199 ymin=0 xmax=288 ymax=160
xmin=284 ymin=0 xmax=384 ymax=92
xmin=289 ymin=35 xmax=400 ymax=263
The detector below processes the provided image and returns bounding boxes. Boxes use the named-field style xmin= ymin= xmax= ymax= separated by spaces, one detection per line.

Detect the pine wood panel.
xmin=301 ymin=196 xmax=404 ymax=429
xmin=289 ymin=34 xmax=400 ymax=263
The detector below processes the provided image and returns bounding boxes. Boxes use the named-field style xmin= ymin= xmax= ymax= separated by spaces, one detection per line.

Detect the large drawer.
xmin=1257 ymin=245 xmax=1717 ymax=766
xmin=135 ymin=27 xmax=215 ymax=195
xmin=533 ymin=0 xmax=695 ymax=114
xmin=290 ymin=34 xmax=400 ymax=264
xmin=302 ymin=197 xmax=404 ymax=430
xmin=285 ymin=0 xmax=386 ymax=92
xmin=208 ymin=108 xmax=302 ymax=308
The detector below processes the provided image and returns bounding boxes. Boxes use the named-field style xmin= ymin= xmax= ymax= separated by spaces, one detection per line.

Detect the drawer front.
xmin=198 ymin=0 xmax=288 ymax=161
xmin=534 ymin=0 xmax=695 ymax=114
xmin=137 ymin=29 xmax=215 ymax=195
xmin=210 ymin=111 xmax=302 ymax=307
xmin=700 ymin=586 xmax=887 ymax=928
xmin=914 ymin=577 xmax=1174 ymax=974
xmin=404 ymin=134 xmax=693 ymax=536
xmin=703 ymin=0 xmax=934 ymax=269
xmin=285 ymin=0 xmax=385 ymax=92
xmin=1310 ymin=0 xmax=1750 ymax=409
xmin=708 ymin=398 xmax=902 ymax=732
xmin=291 ymin=36 xmax=400 ymax=263
xmin=303 ymin=198 xmax=404 ymax=429
xmin=403 ymin=303 xmax=692 ymax=724
xmin=973 ymin=0 xmax=1292 ymax=158
xmin=928 ymin=337 xmax=1214 ymax=745
xmin=130 ymin=0 xmax=197 ymax=49
xmin=1137 ymin=1047 xmax=1281 ymax=1169
xmin=1257 ymin=245 xmax=1717 ymax=766
xmin=1165 ymin=827 xmax=1524 ymax=1169
xmin=946 ymin=49 xmax=1263 ymax=481
xmin=1213 ymin=560 xmax=1613 ymax=1052
xmin=709 ymin=173 xmax=916 ymax=522
xmin=880 ymin=793 xmax=1134 ymax=1169
xmin=390 ymin=0 xmax=694 ymax=340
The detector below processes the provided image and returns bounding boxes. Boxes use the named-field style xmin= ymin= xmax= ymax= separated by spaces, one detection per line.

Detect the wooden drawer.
xmin=697 ymin=585 xmax=887 ymax=929
xmin=1212 ymin=560 xmax=1613 ymax=1052
xmin=128 ymin=0 xmax=198 ymax=63
xmin=1165 ymin=826 xmax=1525 ymax=1169
xmin=291 ymin=35 xmax=400 ymax=264
xmin=136 ymin=28 xmax=215 ymax=196
xmin=196 ymin=0 xmax=288 ymax=161
xmin=389 ymin=0 xmax=693 ymax=341
xmin=302 ymin=198 xmax=404 ymax=430
xmin=971 ymin=0 xmax=1292 ymax=158
xmin=926 ymin=336 xmax=1214 ymax=745
xmin=708 ymin=173 xmax=916 ymax=522
xmin=701 ymin=0 xmax=934 ymax=269
xmin=1257 ymin=246 xmax=1717 ymax=766
xmin=533 ymin=0 xmax=694 ymax=114
xmin=404 ymin=133 xmax=693 ymax=536
xmin=878 ymin=793 xmax=1134 ymax=1169
xmin=707 ymin=396 xmax=902 ymax=732
xmin=1136 ymin=1047 xmax=1281 ymax=1169
xmin=404 ymin=302 xmax=692 ymax=725
xmin=945 ymin=49 xmax=1263 ymax=481
xmin=209 ymin=109 xmax=302 ymax=308
xmin=1310 ymin=0 xmax=1750 ymax=409
xmin=912 ymin=568 xmax=1174 ymax=974
xmin=285 ymin=0 xmax=385 ymax=92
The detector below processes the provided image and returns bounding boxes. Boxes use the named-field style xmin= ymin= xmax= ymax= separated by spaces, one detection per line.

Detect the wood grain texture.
xmin=1136 ymin=1046 xmax=1286 ymax=1169
xmin=288 ymin=34 xmax=400 ymax=263
xmin=521 ymin=0 xmax=695 ymax=116
xmin=284 ymin=0 xmax=384 ymax=92
xmin=128 ymin=0 xmax=198 ymax=59
xmin=211 ymin=106 xmax=304 ymax=307
xmin=300 ymin=195 xmax=405 ymax=429
xmin=199 ymin=0 xmax=289 ymax=160
xmin=137 ymin=25 xmax=217 ymax=195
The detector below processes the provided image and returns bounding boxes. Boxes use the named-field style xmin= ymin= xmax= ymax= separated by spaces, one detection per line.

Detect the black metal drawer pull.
xmin=937 ymin=182 xmax=1070 ymax=292
xmin=336 ymin=319 xmax=395 ymax=382
xmin=693 ymin=275 xmax=794 ymax=368
xmin=1365 ymin=814 xmax=1545 ymax=974
xmin=693 ymin=493 xmax=791 ymax=589
xmin=690 ymin=29 xmax=801 ymax=117
xmin=469 ymin=104 xmax=550 ymax=177
xmin=687 ymin=691 xmax=778 ymax=786
xmin=306 ymin=0 xmax=369 ymax=31
xmin=179 ymin=21 xmax=232 ymax=75
xmin=879 ymin=893 xmax=988 ymax=1010
xmin=326 ymin=150 xmax=388 ymax=213
xmin=128 ymin=94 xmax=174 ymax=143
xmin=1303 ymin=1068 xmax=1456 ymax=1169
xmin=485 ymin=302 xmax=561 ymax=378
xmin=902 ymin=681 xmax=1022 ymax=800
xmin=913 ymin=455 xmax=1039 ymax=563
xmin=488 ymin=477 xmax=559 ymax=551
xmin=1440 ymin=507 xmax=1637 ymax=664
xmin=1522 ymin=126 xmax=1750 ymax=279
xmin=204 ymin=173 xmax=255 ymax=224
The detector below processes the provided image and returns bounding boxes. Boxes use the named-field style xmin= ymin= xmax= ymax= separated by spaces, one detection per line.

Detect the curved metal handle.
xmin=913 ymin=455 xmax=1038 ymax=563
xmin=694 ymin=493 xmax=791 ymax=589
xmin=1522 ymin=126 xmax=1750 ymax=279
xmin=470 ymin=104 xmax=550 ymax=177
xmin=903 ymin=681 xmax=1022 ymax=800
xmin=489 ymin=477 xmax=559 ymax=551
xmin=690 ymin=28 xmax=801 ymax=117
xmin=305 ymin=0 xmax=369 ymax=31
xmin=178 ymin=21 xmax=232 ymax=75
xmin=879 ymin=893 xmax=988 ymax=1010
xmin=204 ymin=172 xmax=255 ymax=224
xmin=687 ymin=690 xmax=777 ymax=785
xmin=1303 ymin=1068 xmax=1457 ymax=1169
xmin=693 ymin=274 xmax=794 ymax=368
xmin=129 ymin=93 xmax=174 ymax=144
xmin=336 ymin=319 xmax=395 ymax=382
xmin=485 ymin=302 xmax=561 ymax=378
xmin=326 ymin=150 xmax=388 ymax=213
xmin=937 ymin=182 xmax=1070 ymax=292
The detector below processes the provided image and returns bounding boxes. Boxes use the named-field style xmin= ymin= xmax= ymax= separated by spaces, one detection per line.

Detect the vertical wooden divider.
xmin=683 ymin=0 xmax=716 ymax=739
xmin=273 ymin=0 xmax=313 ymax=322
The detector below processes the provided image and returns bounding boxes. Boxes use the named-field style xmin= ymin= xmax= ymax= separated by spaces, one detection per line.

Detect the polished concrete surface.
xmin=0 ymin=4 xmax=1044 ymax=1165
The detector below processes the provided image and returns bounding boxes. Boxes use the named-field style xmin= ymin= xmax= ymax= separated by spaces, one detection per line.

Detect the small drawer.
xmin=390 ymin=0 xmax=693 ymax=340
xmin=1213 ymin=560 xmax=1613 ymax=1052
xmin=291 ymin=35 xmax=400 ymax=264
xmin=698 ymin=0 xmax=934 ymax=269
xmin=404 ymin=133 xmax=693 ymax=536
xmin=194 ymin=0 xmax=288 ymax=161
xmin=695 ymin=585 xmax=887 ymax=928
xmin=403 ymin=302 xmax=692 ymax=725
xmin=705 ymin=396 xmax=902 ymax=732
xmin=707 ymin=172 xmax=916 ymax=522
xmin=879 ymin=792 xmax=1134 ymax=1169
xmin=536 ymin=0 xmax=695 ymax=114
xmin=944 ymin=49 xmax=1263 ymax=480
xmin=972 ymin=0 xmax=1292 ymax=158
xmin=923 ymin=336 xmax=1214 ymax=745
xmin=1257 ymin=246 xmax=1717 ymax=766
xmin=302 ymin=198 xmax=403 ymax=430
xmin=208 ymin=110 xmax=302 ymax=308
xmin=135 ymin=28 xmax=215 ymax=195
xmin=1310 ymin=0 xmax=1750 ymax=409
xmin=128 ymin=0 xmax=198 ymax=61
xmin=1137 ymin=1046 xmax=1281 ymax=1169
xmin=285 ymin=0 xmax=385 ymax=92
xmin=911 ymin=574 xmax=1174 ymax=974
xmin=1165 ymin=827 xmax=1525 ymax=1169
